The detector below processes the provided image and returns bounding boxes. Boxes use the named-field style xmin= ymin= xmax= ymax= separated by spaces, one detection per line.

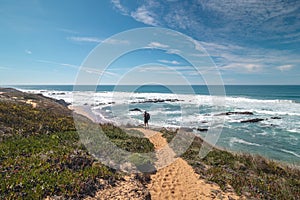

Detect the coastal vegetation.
xmin=0 ymin=88 xmax=153 ymax=199
xmin=161 ymin=128 xmax=300 ymax=199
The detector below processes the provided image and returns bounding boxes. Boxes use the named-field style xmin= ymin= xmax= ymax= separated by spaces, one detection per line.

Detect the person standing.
xmin=143 ymin=111 xmax=150 ymax=129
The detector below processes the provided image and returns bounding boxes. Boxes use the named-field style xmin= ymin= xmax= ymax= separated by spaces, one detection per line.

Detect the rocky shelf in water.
xmin=131 ymin=98 xmax=183 ymax=104
xmin=240 ymin=117 xmax=281 ymax=123
xmin=129 ymin=108 xmax=143 ymax=112
xmin=215 ymin=111 xmax=254 ymax=116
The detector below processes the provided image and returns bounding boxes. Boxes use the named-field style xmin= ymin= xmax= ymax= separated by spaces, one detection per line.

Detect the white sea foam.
xmin=287 ymin=129 xmax=300 ymax=134
xmin=19 ymin=88 xmax=300 ymax=164
xmin=25 ymin=90 xmax=299 ymax=131
xmin=229 ymin=137 xmax=261 ymax=147
xmin=256 ymin=131 xmax=268 ymax=136
xmin=280 ymin=149 xmax=300 ymax=158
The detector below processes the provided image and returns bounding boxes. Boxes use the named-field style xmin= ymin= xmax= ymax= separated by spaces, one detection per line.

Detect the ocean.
xmin=14 ymin=85 xmax=300 ymax=165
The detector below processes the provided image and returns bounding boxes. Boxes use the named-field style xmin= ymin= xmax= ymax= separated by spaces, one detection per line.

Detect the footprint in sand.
xmin=133 ymin=128 xmax=243 ymax=200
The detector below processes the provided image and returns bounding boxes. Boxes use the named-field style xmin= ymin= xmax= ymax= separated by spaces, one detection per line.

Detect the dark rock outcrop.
xmin=197 ymin=128 xmax=209 ymax=132
xmin=271 ymin=117 xmax=281 ymax=119
xmin=241 ymin=118 xmax=265 ymax=123
xmin=216 ymin=111 xmax=254 ymax=116
xmin=129 ymin=108 xmax=142 ymax=112
xmin=55 ymin=99 xmax=71 ymax=107
xmin=131 ymin=98 xmax=182 ymax=104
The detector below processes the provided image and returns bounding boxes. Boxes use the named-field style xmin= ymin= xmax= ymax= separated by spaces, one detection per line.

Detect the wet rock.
xmin=216 ymin=111 xmax=254 ymax=116
xmin=51 ymin=92 xmax=66 ymax=95
xmin=129 ymin=108 xmax=142 ymax=112
xmin=241 ymin=118 xmax=265 ymax=123
xmin=180 ymin=127 xmax=193 ymax=132
xmin=197 ymin=128 xmax=208 ymax=132
xmin=131 ymin=98 xmax=182 ymax=104
xmin=271 ymin=116 xmax=281 ymax=119
xmin=54 ymin=99 xmax=71 ymax=107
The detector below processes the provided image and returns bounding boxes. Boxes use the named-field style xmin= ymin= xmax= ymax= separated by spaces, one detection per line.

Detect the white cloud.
xmin=111 ymin=0 xmax=128 ymax=14
xmin=131 ymin=6 xmax=158 ymax=26
xmin=111 ymin=1 xmax=300 ymax=82
xmin=221 ymin=63 xmax=263 ymax=73
xmin=67 ymin=36 xmax=102 ymax=43
xmin=37 ymin=60 xmax=79 ymax=69
xmin=60 ymin=63 xmax=79 ymax=69
xmin=36 ymin=59 xmax=119 ymax=77
xmin=158 ymin=59 xmax=180 ymax=65
xmin=25 ymin=49 xmax=32 ymax=54
xmin=277 ymin=64 xmax=293 ymax=72
xmin=68 ymin=37 xmax=129 ymax=45
xmin=200 ymin=41 xmax=243 ymax=53
xmin=103 ymin=38 xmax=130 ymax=45
xmin=82 ymin=67 xmax=119 ymax=77
xmin=200 ymin=0 xmax=300 ymax=32
xmin=138 ymin=66 xmax=172 ymax=72
xmin=148 ymin=42 xmax=169 ymax=48
xmin=113 ymin=0 xmax=300 ymax=44
xmin=166 ymin=48 xmax=182 ymax=55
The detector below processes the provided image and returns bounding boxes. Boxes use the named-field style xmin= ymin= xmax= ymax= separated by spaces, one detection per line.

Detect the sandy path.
xmin=69 ymin=105 xmax=98 ymax=122
xmin=134 ymin=128 xmax=242 ymax=200
xmin=25 ymin=99 xmax=37 ymax=108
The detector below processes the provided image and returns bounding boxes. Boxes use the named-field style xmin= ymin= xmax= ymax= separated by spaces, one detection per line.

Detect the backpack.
xmin=146 ymin=113 xmax=150 ymax=120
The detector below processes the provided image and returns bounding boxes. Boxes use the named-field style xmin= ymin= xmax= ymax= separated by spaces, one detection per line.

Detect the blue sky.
xmin=0 ymin=0 xmax=299 ymax=85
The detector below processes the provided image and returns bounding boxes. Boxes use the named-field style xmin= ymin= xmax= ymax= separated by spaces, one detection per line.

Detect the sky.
xmin=0 ymin=0 xmax=299 ymax=85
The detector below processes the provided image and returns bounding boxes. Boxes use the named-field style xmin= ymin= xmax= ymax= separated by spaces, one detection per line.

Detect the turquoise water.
xmin=13 ymin=85 xmax=300 ymax=165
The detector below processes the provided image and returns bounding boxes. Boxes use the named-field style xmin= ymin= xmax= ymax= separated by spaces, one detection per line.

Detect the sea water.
xmin=14 ymin=85 xmax=300 ymax=165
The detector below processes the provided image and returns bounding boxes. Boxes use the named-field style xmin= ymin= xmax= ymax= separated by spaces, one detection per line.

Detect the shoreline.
xmin=13 ymin=85 xmax=300 ymax=166
xmin=70 ymin=104 xmax=300 ymax=169
xmin=70 ymin=105 xmax=300 ymax=199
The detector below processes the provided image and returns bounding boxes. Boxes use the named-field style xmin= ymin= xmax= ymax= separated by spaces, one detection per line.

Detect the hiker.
xmin=144 ymin=111 xmax=150 ymax=129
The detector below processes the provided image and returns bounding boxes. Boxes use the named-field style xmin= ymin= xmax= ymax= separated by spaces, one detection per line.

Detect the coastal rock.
xmin=180 ymin=127 xmax=194 ymax=132
xmin=241 ymin=118 xmax=265 ymax=123
xmin=51 ymin=92 xmax=66 ymax=95
xmin=131 ymin=98 xmax=182 ymax=104
xmin=216 ymin=111 xmax=254 ymax=116
xmin=129 ymin=108 xmax=142 ymax=112
xmin=197 ymin=128 xmax=209 ymax=132
xmin=271 ymin=116 xmax=281 ymax=119
xmin=55 ymin=99 xmax=71 ymax=107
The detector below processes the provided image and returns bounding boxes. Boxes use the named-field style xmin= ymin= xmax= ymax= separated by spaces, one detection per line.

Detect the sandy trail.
xmin=68 ymin=105 xmax=100 ymax=122
xmin=134 ymin=128 xmax=242 ymax=200
xmin=25 ymin=99 xmax=37 ymax=108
